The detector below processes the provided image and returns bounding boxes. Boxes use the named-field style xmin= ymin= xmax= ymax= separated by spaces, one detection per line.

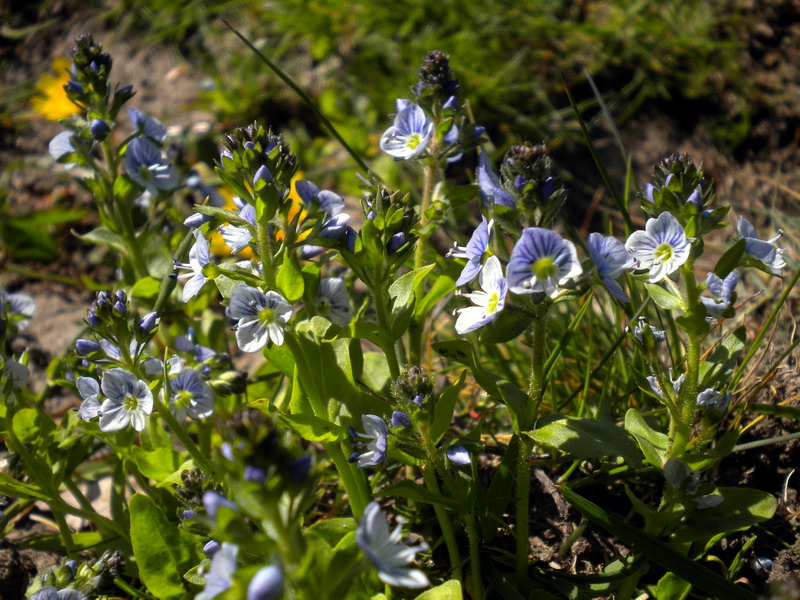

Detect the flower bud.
xmin=138 ymin=311 xmax=158 ymax=335
xmin=183 ymin=212 xmax=213 ymax=228
xmin=202 ymin=540 xmax=221 ymax=558
xmin=391 ymin=411 xmax=411 ymax=428
xmin=89 ymin=118 xmax=109 ymax=141
xmin=247 ymin=565 xmax=284 ymax=600
xmin=386 ymin=232 xmax=406 ymax=254
xmin=76 ymin=339 xmax=101 ymax=356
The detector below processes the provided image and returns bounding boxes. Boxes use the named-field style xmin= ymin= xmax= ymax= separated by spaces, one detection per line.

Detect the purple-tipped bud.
xmin=183 ymin=212 xmax=213 ymax=228
xmin=412 ymin=394 xmax=424 ymax=406
xmin=344 ymin=227 xmax=357 ymax=253
xmin=244 ymin=466 xmax=267 ymax=484
xmin=367 ymin=210 xmax=376 ymax=220
xmin=253 ymin=165 xmax=272 ymax=186
xmin=288 ymin=455 xmax=311 ymax=485
xmin=540 ymin=177 xmax=557 ymax=200
xmin=220 ymin=442 xmax=234 ymax=462
xmin=347 ymin=426 xmax=359 ymax=439
xmin=89 ymin=118 xmax=109 ymax=141
xmin=247 ymin=565 xmax=284 ymax=600
xmin=391 ymin=411 xmax=411 ymax=428
xmin=202 ymin=540 xmax=221 ymax=558
xmin=86 ymin=309 xmax=99 ymax=327
xmin=446 ymin=444 xmax=471 ymax=466
xmin=113 ymin=301 xmax=126 ymax=316
xmin=386 ymin=232 xmax=406 ymax=254
xmin=138 ymin=311 xmax=158 ymax=335
xmin=96 ymin=291 xmax=109 ymax=306
xmin=76 ymin=339 xmax=101 ymax=355
xmin=115 ymin=290 xmax=126 ymax=303
xmin=244 ymin=141 xmax=255 ymax=150
xmin=65 ymin=559 xmax=77 ymax=576
xmin=348 ymin=451 xmax=361 ymax=463
xmin=67 ymin=80 xmax=83 ymax=94
xmin=202 ymin=491 xmax=237 ymax=519
xmin=182 ymin=509 xmax=196 ymax=521
xmin=473 ymin=125 xmax=486 ymax=138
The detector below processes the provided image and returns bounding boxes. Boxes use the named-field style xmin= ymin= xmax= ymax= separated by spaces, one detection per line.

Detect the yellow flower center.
xmin=486 ymin=291 xmax=500 ymax=314
xmin=654 ymin=243 xmax=673 ymax=263
xmin=259 ymin=307 xmax=275 ymax=325
xmin=405 ymin=133 xmax=423 ymax=150
xmin=532 ymin=257 xmax=557 ymax=280
xmin=124 ymin=394 xmax=139 ymax=412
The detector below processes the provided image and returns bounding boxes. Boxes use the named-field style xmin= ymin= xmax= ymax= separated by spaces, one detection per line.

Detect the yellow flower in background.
xmin=31 ymin=59 xmax=76 ymax=121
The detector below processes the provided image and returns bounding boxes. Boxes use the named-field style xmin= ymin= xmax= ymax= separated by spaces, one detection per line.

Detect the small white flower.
xmin=351 ymin=414 xmax=388 ymax=468
xmin=356 ymin=502 xmax=430 ymax=589
xmin=507 ymin=228 xmax=582 ymax=297
xmin=455 ymin=256 xmax=507 ymax=334
xmin=98 ymin=368 xmax=153 ymax=432
xmin=226 ymin=285 xmax=293 ymax=352
xmin=625 ymin=212 xmax=690 ymax=283
xmin=380 ymin=103 xmax=434 ymax=159
xmin=76 ymin=376 xmax=102 ymax=420
xmin=174 ymin=230 xmax=210 ymax=302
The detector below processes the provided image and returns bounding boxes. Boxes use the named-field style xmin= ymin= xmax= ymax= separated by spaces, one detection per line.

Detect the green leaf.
xmin=445 ymin=184 xmax=480 ymax=208
xmin=655 ymin=573 xmax=692 ymax=600
xmin=700 ymin=326 xmax=746 ymax=389
xmin=277 ymin=257 xmax=305 ymax=303
xmin=113 ymin=174 xmax=140 ymax=204
xmin=129 ymin=493 xmax=196 ymax=599
xmin=382 ymin=480 xmax=457 ymax=510
xmin=527 ymin=417 xmax=641 ymax=467
xmin=388 ymin=265 xmax=435 ymax=338
xmin=263 ymin=343 xmax=295 ymax=378
xmin=130 ymin=276 xmax=162 ymax=301
xmin=431 ymin=371 xmax=465 ymax=443
xmin=624 ymin=409 xmax=668 ymax=468
xmin=306 ymin=517 xmax=357 ymax=547
xmin=751 ymin=403 xmax=800 ymax=419
xmin=676 ymin=309 xmax=710 ymax=337
xmin=0 ymin=471 xmax=49 ymax=501
xmin=75 ymin=227 xmax=128 ymax=255
xmin=279 ymin=413 xmax=347 ymax=442
xmin=561 ymin=487 xmax=760 ymax=600
xmin=132 ymin=446 xmax=182 ymax=483
xmin=414 ymin=273 xmax=455 ymax=319
xmin=193 ymin=203 xmax=243 ymax=223
xmin=713 ymin=239 xmax=747 ymax=279
xmin=644 ymin=283 xmax=685 ymax=311
xmin=213 ymin=273 xmax=238 ymax=299
xmin=26 ymin=531 xmax=106 ymax=552
xmin=672 ymin=487 xmax=777 ymax=542
xmin=361 ymin=352 xmax=391 ymax=394
xmin=415 ymin=580 xmax=462 ymax=600
xmin=479 ymin=308 xmax=532 ymax=344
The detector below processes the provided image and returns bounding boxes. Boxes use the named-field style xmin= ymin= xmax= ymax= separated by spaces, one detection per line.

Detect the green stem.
xmin=527 ymin=303 xmax=549 ymax=425
xmin=421 ymin=467 xmax=462 ymax=580
xmin=52 ymin=510 xmax=76 ymax=557
xmin=465 ymin=512 xmax=485 ymax=600
xmin=372 ymin=284 xmax=401 ymax=380
xmin=154 ymin=400 xmax=222 ymax=481
xmin=515 ymin=435 xmax=534 ymax=578
xmin=257 ymin=219 xmax=277 ymax=289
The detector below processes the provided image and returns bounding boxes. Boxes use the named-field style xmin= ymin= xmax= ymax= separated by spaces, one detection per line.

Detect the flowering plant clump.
xmin=0 ymin=33 xmax=795 ymax=600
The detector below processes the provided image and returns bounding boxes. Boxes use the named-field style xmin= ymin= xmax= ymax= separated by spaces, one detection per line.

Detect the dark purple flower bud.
xmin=90 ymin=118 xmax=109 ymax=141
xmin=89 ymin=60 xmax=101 ymax=74
xmin=514 ymin=175 xmax=528 ymax=191
xmin=183 ymin=212 xmax=213 ymax=228
xmin=67 ymin=80 xmax=83 ymax=94
xmin=367 ymin=210 xmax=376 ymax=220
xmin=348 ymin=426 xmax=359 ymax=439
xmin=391 ymin=411 xmax=411 ymax=428
xmin=244 ymin=466 xmax=267 ymax=484
xmin=244 ymin=141 xmax=255 ymax=150
xmin=96 ymin=291 xmax=109 ymax=306
xmin=288 ymin=455 xmax=311 ymax=485
xmin=386 ymin=232 xmax=406 ymax=254
xmin=115 ymin=290 xmax=126 ymax=303
xmin=446 ymin=444 xmax=471 ymax=465
xmin=412 ymin=394 xmax=424 ymax=405
xmin=76 ymin=339 xmax=101 ymax=355
xmin=247 ymin=565 xmax=284 ymax=600
xmin=182 ymin=509 xmax=196 ymax=520
xmin=203 ymin=491 xmax=237 ymax=519
xmin=540 ymin=177 xmax=557 ymax=200
xmin=113 ymin=301 xmax=126 ymax=316
xmin=344 ymin=227 xmax=357 ymax=253
xmin=473 ymin=125 xmax=486 ymax=138
xmin=65 ymin=559 xmax=77 ymax=576
xmin=87 ymin=309 xmax=99 ymax=327
xmin=348 ymin=451 xmax=361 ymax=463
xmin=202 ymin=540 xmax=221 ymax=557
xmin=138 ymin=311 xmax=158 ymax=335
xmin=253 ymin=165 xmax=272 ymax=186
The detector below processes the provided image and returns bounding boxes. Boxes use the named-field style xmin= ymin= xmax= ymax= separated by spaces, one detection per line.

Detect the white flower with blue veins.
xmin=356 ymin=501 xmax=430 ymax=589
xmin=448 ymin=216 xmax=494 ymax=287
xmin=380 ymin=102 xmax=434 ymax=159
xmin=587 ymin=233 xmax=637 ymax=302
xmin=220 ymin=197 xmax=256 ymax=254
xmin=174 ymin=230 xmax=211 ymax=302
xmin=124 ymin=138 xmax=178 ymax=194
xmin=737 ymin=216 xmax=787 ymax=275
xmin=76 ymin=376 xmax=102 ymax=421
xmin=226 ymin=284 xmax=293 ymax=352
xmin=455 ymin=255 xmax=507 ymax=334
xmin=350 ymin=414 xmax=388 ymax=468
xmin=314 ymin=277 xmax=352 ymax=326
xmin=476 ymin=150 xmax=515 ymax=208
xmin=625 ymin=212 xmax=690 ymax=283
xmin=507 ymin=228 xmax=582 ymax=297
xmin=169 ymin=369 xmax=214 ymax=420
xmin=700 ymin=271 xmax=740 ymax=318
xmin=98 ymin=368 xmax=153 ymax=432
xmin=195 ymin=542 xmax=237 ymax=600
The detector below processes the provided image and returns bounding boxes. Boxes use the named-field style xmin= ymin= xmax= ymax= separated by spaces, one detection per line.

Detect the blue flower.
xmin=76 ymin=376 xmax=102 ymax=421
xmin=48 ymin=131 xmax=81 ymax=168
xmin=175 ymin=328 xmax=217 ymax=362
xmin=587 ymin=233 xmax=636 ymax=302
xmin=380 ymin=102 xmax=434 ymax=159
xmin=446 ymin=444 xmax=471 ymax=466
xmin=737 ymin=216 xmax=787 ymax=275
xmin=314 ymin=278 xmax=352 ymax=326
xmin=455 ymin=255 xmax=507 ymax=334
xmin=128 ymin=108 xmax=167 ymax=141
xmin=476 ymin=151 xmax=515 ymax=208
xmin=356 ymin=502 xmax=430 ymax=589
xmin=507 ymin=228 xmax=582 ymax=296
xmin=350 ymin=414 xmax=388 ymax=468
xmin=625 ymin=212 xmax=689 ymax=283
xmin=448 ymin=216 xmax=493 ymax=286
xmin=696 ymin=388 xmax=731 ymax=412
xmin=169 ymin=369 xmax=214 ymax=420
xmin=633 ymin=318 xmax=666 ymax=344
xmin=700 ymin=271 xmax=740 ymax=318
xmin=31 ymin=587 xmax=87 ymax=600
xmin=98 ymin=368 xmax=153 ymax=432
xmin=226 ymin=285 xmax=293 ymax=352
xmin=0 ymin=290 xmax=35 ymax=329
xmin=124 ymin=138 xmax=178 ymax=194
xmin=174 ymin=230 xmax=210 ymax=302
xmin=203 ymin=491 xmax=238 ymax=519
xmin=294 ymin=180 xmax=345 ymax=216
xmin=196 ymin=542 xmax=237 ymax=600
xmin=247 ymin=565 xmax=284 ymax=600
